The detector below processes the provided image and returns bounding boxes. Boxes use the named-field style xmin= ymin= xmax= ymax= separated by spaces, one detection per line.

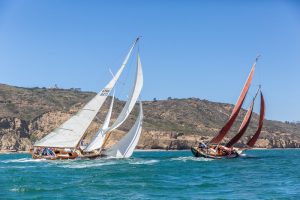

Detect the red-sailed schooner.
xmin=191 ymin=57 xmax=266 ymax=159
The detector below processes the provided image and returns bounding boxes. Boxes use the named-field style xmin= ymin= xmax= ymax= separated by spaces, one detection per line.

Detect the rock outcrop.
xmin=0 ymin=117 xmax=31 ymax=151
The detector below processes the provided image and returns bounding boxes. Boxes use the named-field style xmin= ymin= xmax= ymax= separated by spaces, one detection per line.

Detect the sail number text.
xmin=100 ymin=89 xmax=111 ymax=96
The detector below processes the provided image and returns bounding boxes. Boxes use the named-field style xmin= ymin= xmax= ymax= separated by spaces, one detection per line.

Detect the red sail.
xmin=225 ymin=100 xmax=254 ymax=147
xmin=247 ymin=92 xmax=265 ymax=147
xmin=209 ymin=61 xmax=257 ymax=144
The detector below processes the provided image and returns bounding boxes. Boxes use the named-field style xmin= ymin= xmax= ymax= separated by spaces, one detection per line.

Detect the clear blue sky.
xmin=0 ymin=0 xmax=299 ymax=122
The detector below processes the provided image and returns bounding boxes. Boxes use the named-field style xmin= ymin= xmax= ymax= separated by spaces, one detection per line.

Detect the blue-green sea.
xmin=0 ymin=150 xmax=299 ymax=200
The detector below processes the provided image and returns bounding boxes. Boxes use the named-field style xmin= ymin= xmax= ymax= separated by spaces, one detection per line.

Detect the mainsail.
xmin=105 ymin=101 xmax=143 ymax=158
xmin=34 ymin=38 xmax=139 ymax=148
xmin=84 ymin=92 xmax=115 ymax=152
xmin=247 ymin=92 xmax=265 ymax=147
xmin=209 ymin=59 xmax=258 ymax=144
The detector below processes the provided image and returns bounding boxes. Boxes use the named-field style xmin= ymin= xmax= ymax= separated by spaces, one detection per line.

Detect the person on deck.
xmin=198 ymin=142 xmax=207 ymax=149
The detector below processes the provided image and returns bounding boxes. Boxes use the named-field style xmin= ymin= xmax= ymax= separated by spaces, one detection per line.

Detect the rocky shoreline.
xmin=1 ymin=148 xmax=300 ymax=155
xmin=0 ymin=116 xmax=299 ymax=151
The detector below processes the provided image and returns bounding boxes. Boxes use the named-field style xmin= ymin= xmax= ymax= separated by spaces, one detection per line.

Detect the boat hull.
xmin=31 ymin=149 xmax=109 ymax=160
xmin=191 ymin=147 xmax=240 ymax=159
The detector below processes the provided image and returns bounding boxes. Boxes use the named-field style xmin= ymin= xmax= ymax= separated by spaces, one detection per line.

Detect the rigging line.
xmin=258 ymin=55 xmax=262 ymax=87
xmin=119 ymin=51 xmax=135 ymax=100
xmin=254 ymin=54 xmax=262 ymax=90
xmin=116 ymin=39 xmax=139 ymax=98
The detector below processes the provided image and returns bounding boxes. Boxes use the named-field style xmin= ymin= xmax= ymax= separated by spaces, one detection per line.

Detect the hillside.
xmin=0 ymin=83 xmax=299 ymax=151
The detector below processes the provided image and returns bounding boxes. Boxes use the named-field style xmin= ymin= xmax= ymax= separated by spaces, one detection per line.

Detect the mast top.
xmin=253 ymin=86 xmax=261 ymax=100
xmin=255 ymin=54 xmax=261 ymax=62
xmin=136 ymin=36 xmax=141 ymax=42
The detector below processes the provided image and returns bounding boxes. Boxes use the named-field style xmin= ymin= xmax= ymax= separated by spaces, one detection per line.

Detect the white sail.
xmin=105 ymin=52 xmax=144 ymax=134
xmin=84 ymin=92 xmax=115 ymax=152
xmin=101 ymin=91 xmax=115 ymax=130
xmin=104 ymin=101 xmax=143 ymax=158
xmin=34 ymin=38 xmax=139 ymax=148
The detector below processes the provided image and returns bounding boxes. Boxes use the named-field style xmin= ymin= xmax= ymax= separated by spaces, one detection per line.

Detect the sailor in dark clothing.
xmin=41 ymin=148 xmax=55 ymax=156
xmin=198 ymin=142 xmax=207 ymax=149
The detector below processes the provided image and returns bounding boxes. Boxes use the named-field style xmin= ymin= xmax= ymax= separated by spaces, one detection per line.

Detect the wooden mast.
xmin=209 ymin=56 xmax=259 ymax=144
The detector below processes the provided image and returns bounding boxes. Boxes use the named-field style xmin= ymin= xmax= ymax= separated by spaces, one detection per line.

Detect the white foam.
xmin=7 ymin=166 xmax=36 ymax=169
xmin=60 ymin=161 xmax=117 ymax=169
xmin=1 ymin=158 xmax=46 ymax=163
xmin=129 ymin=159 xmax=159 ymax=165
xmin=10 ymin=188 xmax=25 ymax=192
xmin=170 ymin=156 xmax=213 ymax=162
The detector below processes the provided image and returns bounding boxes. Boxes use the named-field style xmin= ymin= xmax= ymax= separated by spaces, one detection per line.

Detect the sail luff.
xmin=225 ymin=99 xmax=254 ymax=147
xmin=34 ymin=38 xmax=139 ymax=148
xmin=247 ymin=92 xmax=265 ymax=147
xmin=209 ymin=60 xmax=257 ymax=144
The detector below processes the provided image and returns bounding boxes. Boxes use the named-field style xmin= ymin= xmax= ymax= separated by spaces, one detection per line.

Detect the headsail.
xmin=84 ymin=92 xmax=115 ymax=152
xmin=209 ymin=59 xmax=258 ymax=144
xmin=247 ymin=92 xmax=265 ymax=147
xmin=104 ymin=101 xmax=143 ymax=158
xmin=34 ymin=38 xmax=139 ymax=148
xmin=225 ymin=99 xmax=254 ymax=147
xmin=102 ymin=91 xmax=115 ymax=130
xmin=98 ymin=52 xmax=143 ymax=152
xmin=105 ymin=53 xmax=143 ymax=134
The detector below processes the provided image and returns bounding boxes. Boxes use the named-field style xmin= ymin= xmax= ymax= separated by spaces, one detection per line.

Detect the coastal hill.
xmin=0 ymin=83 xmax=299 ymax=151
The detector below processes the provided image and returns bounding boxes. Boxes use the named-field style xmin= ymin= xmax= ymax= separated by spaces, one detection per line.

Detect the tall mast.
xmin=209 ymin=56 xmax=259 ymax=144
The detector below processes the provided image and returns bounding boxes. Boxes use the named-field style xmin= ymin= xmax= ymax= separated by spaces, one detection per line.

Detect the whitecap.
xmin=1 ymin=158 xmax=46 ymax=163
xmin=10 ymin=188 xmax=26 ymax=192
xmin=5 ymin=166 xmax=36 ymax=169
xmin=170 ymin=156 xmax=213 ymax=162
xmin=59 ymin=161 xmax=117 ymax=169
xmin=129 ymin=159 xmax=159 ymax=165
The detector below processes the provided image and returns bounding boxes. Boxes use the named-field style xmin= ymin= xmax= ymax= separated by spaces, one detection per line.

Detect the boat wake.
xmin=59 ymin=161 xmax=118 ymax=169
xmin=10 ymin=187 xmax=26 ymax=193
xmin=129 ymin=159 xmax=159 ymax=165
xmin=170 ymin=156 xmax=213 ymax=162
xmin=1 ymin=158 xmax=46 ymax=163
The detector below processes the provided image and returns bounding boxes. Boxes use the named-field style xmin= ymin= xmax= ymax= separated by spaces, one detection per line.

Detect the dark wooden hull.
xmin=191 ymin=147 xmax=239 ymax=159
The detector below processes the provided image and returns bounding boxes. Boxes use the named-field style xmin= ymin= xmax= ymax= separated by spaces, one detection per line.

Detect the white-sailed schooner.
xmin=31 ymin=37 xmax=144 ymax=160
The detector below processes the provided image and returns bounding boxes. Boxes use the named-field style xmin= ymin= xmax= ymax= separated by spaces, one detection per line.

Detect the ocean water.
xmin=0 ymin=150 xmax=299 ymax=200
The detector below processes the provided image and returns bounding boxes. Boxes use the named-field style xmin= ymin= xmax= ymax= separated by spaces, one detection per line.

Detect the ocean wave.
xmin=170 ymin=156 xmax=213 ymax=162
xmin=0 ymin=166 xmax=36 ymax=169
xmin=59 ymin=161 xmax=118 ymax=169
xmin=1 ymin=158 xmax=46 ymax=163
xmin=10 ymin=188 xmax=26 ymax=193
xmin=129 ymin=159 xmax=159 ymax=165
